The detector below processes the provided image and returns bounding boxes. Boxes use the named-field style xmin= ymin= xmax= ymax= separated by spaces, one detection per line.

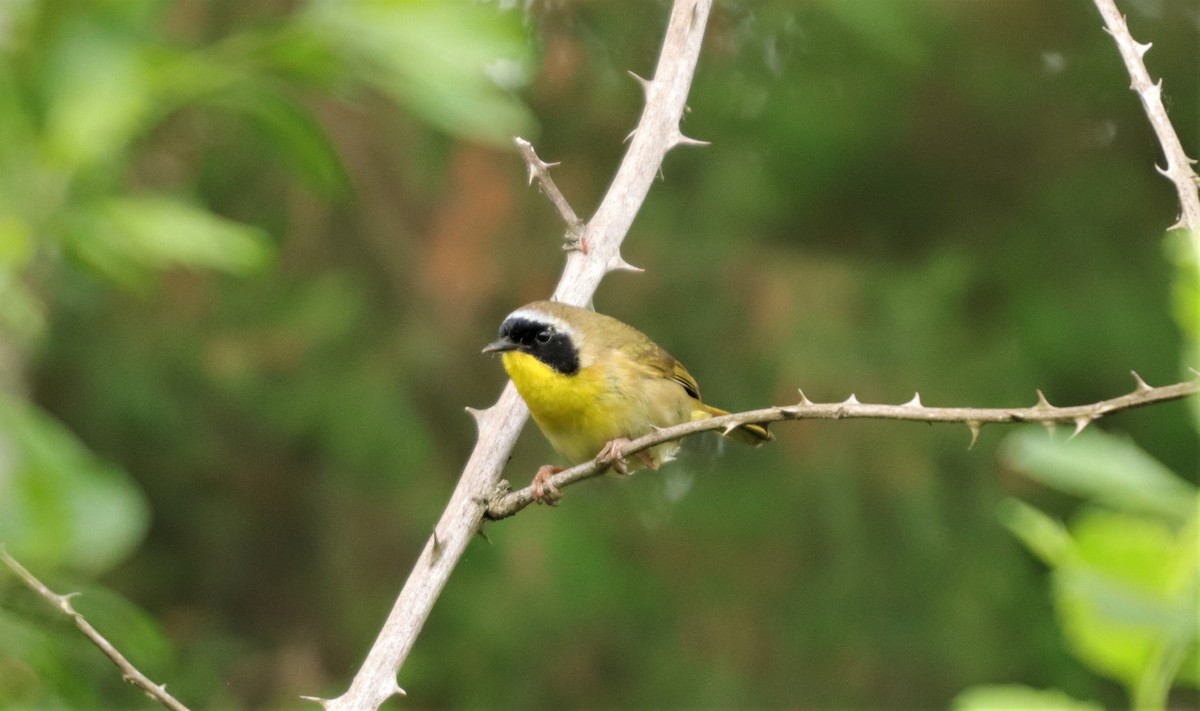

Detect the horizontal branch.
xmin=484 ymin=374 xmax=1198 ymax=520
xmin=0 ymin=548 xmax=191 ymax=711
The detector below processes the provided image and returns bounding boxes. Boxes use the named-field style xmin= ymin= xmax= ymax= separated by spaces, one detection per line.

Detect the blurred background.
xmin=0 ymin=0 xmax=1197 ymax=708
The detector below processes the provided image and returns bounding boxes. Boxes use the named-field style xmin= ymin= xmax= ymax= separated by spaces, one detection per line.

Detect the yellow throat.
xmin=501 ymin=350 xmax=617 ymax=463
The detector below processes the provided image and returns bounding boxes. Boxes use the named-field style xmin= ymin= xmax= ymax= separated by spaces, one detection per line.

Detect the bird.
xmin=482 ymin=300 xmax=772 ymax=500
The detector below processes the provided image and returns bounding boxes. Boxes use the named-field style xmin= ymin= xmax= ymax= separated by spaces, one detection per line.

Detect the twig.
xmin=0 ymin=548 xmax=191 ymax=711
xmin=513 ymin=137 xmax=584 ymax=248
xmin=1092 ymin=0 xmax=1200 ymax=257
xmin=484 ymin=375 xmax=1199 ymax=520
xmin=312 ymin=2 xmax=714 ymax=709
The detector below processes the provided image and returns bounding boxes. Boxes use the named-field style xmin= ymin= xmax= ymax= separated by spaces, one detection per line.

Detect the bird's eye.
xmin=535 ymin=329 xmax=552 ymax=344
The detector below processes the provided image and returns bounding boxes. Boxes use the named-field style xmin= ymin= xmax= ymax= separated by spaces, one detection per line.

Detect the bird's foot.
xmin=596 ymin=438 xmax=632 ymax=474
xmin=531 ymin=465 xmax=565 ymax=504
xmin=596 ymin=438 xmax=656 ymax=475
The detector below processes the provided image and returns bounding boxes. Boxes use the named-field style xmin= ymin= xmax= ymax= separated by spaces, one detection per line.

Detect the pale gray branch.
xmin=1092 ymin=0 xmax=1200 ymax=257
xmin=483 ymin=375 xmax=1199 ymax=520
xmin=313 ymin=2 xmax=714 ymax=709
xmin=513 ymin=137 xmax=583 ymax=246
xmin=0 ymin=548 xmax=191 ymax=711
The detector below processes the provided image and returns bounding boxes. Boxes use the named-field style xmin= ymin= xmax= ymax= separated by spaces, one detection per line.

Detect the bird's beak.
xmin=482 ymin=337 xmax=519 ymax=354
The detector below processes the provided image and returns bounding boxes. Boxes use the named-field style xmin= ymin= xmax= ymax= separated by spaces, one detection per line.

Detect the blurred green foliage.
xmin=955 ymin=429 xmax=1199 ymax=710
xmin=0 ymin=0 xmax=1197 ymax=708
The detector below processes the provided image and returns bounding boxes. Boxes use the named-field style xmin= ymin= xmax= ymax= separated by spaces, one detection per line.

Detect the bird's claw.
xmin=595 ymin=437 xmax=654 ymax=475
xmin=531 ymin=465 xmax=564 ymax=505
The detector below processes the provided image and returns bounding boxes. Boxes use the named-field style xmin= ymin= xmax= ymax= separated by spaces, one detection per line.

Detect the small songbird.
xmin=483 ymin=300 xmax=772 ymax=499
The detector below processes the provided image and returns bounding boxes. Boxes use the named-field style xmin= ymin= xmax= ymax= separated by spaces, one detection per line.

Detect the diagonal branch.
xmin=514 ymin=137 xmax=583 ymax=241
xmin=0 ymin=548 xmax=192 ymax=711
xmin=483 ymin=375 xmax=1199 ymax=520
xmin=313 ymin=2 xmax=714 ymax=709
xmin=1091 ymin=0 xmax=1200 ymax=257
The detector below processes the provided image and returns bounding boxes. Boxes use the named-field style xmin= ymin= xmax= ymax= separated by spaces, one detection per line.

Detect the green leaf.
xmin=1053 ymin=508 xmax=1199 ymax=691
xmin=0 ymin=270 xmax=46 ymax=348
xmin=0 ymin=395 xmax=149 ymax=573
xmin=306 ymin=0 xmax=534 ymax=145
xmin=952 ymin=684 xmax=1103 ymax=711
xmin=1165 ymin=229 xmax=1200 ymax=426
xmin=1002 ymin=429 xmax=1196 ymax=521
xmin=40 ymin=22 xmax=153 ymax=172
xmin=997 ymin=497 xmax=1072 ymax=566
xmin=65 ymin=196 xmax=274 ymax=287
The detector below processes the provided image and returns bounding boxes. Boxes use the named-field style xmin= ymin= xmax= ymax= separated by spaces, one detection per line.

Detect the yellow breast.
xmin=501 ymin=351 xmax=615 ymax=462
xmin=501 ymin=350 xmax=692 ymax=464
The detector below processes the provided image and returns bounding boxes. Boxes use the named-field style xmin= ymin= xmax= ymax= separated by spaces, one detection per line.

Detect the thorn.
xmin=1130 ymin=370 xmax=1152 ymax=392
xmin=299 ymin=695 xmax=331 ymax=708
xmin=1035 ymin=390 xmax=1053 ymax=410
xmin=520 ymin=150 xmax=559 ymax=185
xmin=670 ymin=129 xmax=711 ymax=148
xmin=57 ymin=592 xmax=80 ymax=611
xmin=608 ymin=255 xmax=644 ymax=273
xmin=465 ymin=406 xmax=488 ymax=433
xmin=796 ymin=388 xmax=812 ymax=406
xmin=1069 ymin=416 xmax=1092 ymax=439
xmin=1155 ymin=162 xmax=1171 ymax=178
xmin=967 ymin=421 xmax=982 ymax=449
xmin=431 ymin=527 xmax=442 ymax=561
xmin=843 ymin=393 xmax=860 ymax=405
xmin=903 ymin=392 xmax=922 ymax=407
xmin=1041 ymin=420 xmax=1058 ymax=436
xmin=721 ymin=422 xmax=740 ymax=437
xmin=1189 ymin=367 xmax=1200 ymax=379
xmin=624 ymin=128 xmax=637 ymax=144
xmin=394 ymin=682 xmax=407 ymax=698
xmin=627 ymin=70 xmax=652 ymax=95
xmin=1168 ymin=216 xmax=1187 ymax=231
xmin=1135 ymin=40 xmax=1152 ymax=57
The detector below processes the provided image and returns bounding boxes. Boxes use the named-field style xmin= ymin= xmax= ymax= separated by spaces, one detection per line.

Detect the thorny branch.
xmin=1091 ymin=0 xmax=1200 ymax=257
xmin=514 ymin=137 xmax=585 ymax=250
xmin=314 ymin=2 xmax=715 ymax=709
xmin=484 ymin=375 xmax=1200 ymax=520
xmin=314 ymin=1 xmax=1196 ymax=708
xmin=0 ymin=548 xmax=191 ymax=711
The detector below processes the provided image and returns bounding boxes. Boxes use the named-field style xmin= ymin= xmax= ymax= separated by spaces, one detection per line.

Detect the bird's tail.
xmin=696 ymin=403 xmax=774 ymax=446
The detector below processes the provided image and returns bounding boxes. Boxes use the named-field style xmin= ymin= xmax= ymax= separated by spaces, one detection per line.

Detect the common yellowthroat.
xmin=483 ymin=301 xmax=772 ymax=499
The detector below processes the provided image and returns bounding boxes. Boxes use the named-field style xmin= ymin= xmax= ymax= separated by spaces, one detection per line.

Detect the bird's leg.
xmin=598 ymin=437 xmax=659 ymax=475
xmin=595 ymin=438 xmax=632 ymax=474
xmin=531 ymin=465 xmax=564 ymax=504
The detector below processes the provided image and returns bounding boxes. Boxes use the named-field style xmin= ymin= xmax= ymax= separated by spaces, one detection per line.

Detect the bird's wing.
xmin=627 ymin=338 xmax=701 ymax=401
